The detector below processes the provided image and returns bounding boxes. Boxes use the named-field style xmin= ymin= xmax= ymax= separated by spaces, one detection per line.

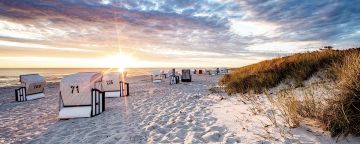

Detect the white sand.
xmin=1 ymin=74 xmax=359 ymax=143
xmin=1 ymin=75 xmax=238 ymax=143
xmin=209 ymin=81 xmax=360 ymax=143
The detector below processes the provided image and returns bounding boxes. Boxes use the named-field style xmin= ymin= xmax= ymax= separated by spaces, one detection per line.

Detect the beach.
xmin=1 ymin=75 xmax=239 ymax=143
xmin=1 ymin=74 xmax=360 ymax=144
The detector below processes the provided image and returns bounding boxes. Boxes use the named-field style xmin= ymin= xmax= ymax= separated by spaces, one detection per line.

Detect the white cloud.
xmin=0 ymin=40 xmax=98 ymax=52
xmin=0 ymin=20 xmax=45 ymax=40
xmin=245 ymin=41 xmax=324 ymax=53
xmin=230 ymin=20 xmax=279 ymax=37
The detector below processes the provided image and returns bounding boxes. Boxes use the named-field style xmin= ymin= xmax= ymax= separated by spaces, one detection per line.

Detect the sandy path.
xmin=0 ymin=75 xmax=238 ymax=143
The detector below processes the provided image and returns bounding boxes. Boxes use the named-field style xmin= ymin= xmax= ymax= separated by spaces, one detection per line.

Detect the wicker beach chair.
xmin=181 ymin=69 xmax=192 ymax=82
xmin=59 ymin=72 xmax=105 ymax=119
xmin=15 ymin=74 xmax=46 ymax=102
xmin=101 ymin=72 xmax=129 ymax=97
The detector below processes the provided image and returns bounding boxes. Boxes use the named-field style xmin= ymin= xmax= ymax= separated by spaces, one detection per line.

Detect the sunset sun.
xmin=104 ymin=52 xmax=135 ymax=72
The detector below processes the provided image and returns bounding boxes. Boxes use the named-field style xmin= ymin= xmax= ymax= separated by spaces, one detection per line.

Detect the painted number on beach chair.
xmin=106 ymin=80 xmax=113 ymax=85
xmin=33 ymin=84 xmax=41 ymax=89
xmin=70 ymin=85 xmax=79 ymax=94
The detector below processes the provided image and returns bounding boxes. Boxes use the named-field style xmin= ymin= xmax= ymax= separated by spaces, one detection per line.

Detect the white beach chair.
xmin=219 ymin=68 xmax=228 ymax=74
xmin=101 ymin=72 xmax=129 ymax=97
xmin=151 ymin=70 xmax=162 ymax=83
xmin=181 ymin=69 xmax=192 ymax=82
xmin=15 ymin=74 xmax=46 ymax=102
xmin=160 ymin=70 xmax=167 ymax=79
xmin=59 ymin=72 xmax=105 ymax=119
xmin=205 ymin=69 xmax=212 ymax=75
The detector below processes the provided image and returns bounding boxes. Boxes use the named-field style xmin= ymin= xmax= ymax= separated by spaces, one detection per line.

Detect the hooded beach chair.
xmin=205 ymin=69 xmax=212 ymax=75
xmin=219 ymin=68 xmax=228 ymax=74
xmin=198 ymin=69 xmax=204 ymax=74
xmin=158 ymin=70 xmax=167 ymax=79
xmin=15 ymin=74 xmax=46 ymax=102
xmin=181 ymin=69 xmax=192 ymax=82
xmin=101 ymin=72 xmax=129 ymax=97
xmin=151 ymin=70 xmax=162 ymax=83
xmin=59 ymin=72 xmax=105 ymax=119
xmin=169 ymin=69 xmax=180 ymax=85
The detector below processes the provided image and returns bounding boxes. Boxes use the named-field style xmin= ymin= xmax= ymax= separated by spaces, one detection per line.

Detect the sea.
xmin=0 ymin=68 xmax=162 ymax=88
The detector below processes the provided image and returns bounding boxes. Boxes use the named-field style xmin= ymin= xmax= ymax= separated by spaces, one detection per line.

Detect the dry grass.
xmin=322 ymin=51 xmax=360 ymax=137
xmin=275 ymin=89 xmax=300 ymax=128
xmin=221 ymin=48 xmax=360 ymax=136
xmin=220 ymin=48 xmax=360 ymax=94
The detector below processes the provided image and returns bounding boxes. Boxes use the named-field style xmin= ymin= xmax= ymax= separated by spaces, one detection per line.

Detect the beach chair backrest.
xmin=20 ymin=74 xmax=46 ymax=95
xmin=181 ymin=69 xmax=191 ymax=79
xmin=60 ymin=72 xmax=102 ymax=106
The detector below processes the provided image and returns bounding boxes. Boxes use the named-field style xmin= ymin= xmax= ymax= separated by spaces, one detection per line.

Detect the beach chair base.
xmin=26 ymin=93 xmax=45 ymax=101
xmin=181 ymin=79 xmax=192 ymax=82
xmin=15 ymin=87 xmax=45 ymax=102
xmin=58 ymin=89 xmax=105 ymax=119
xmin=105 ymin=91 xmax=121 ymax=97
xmin=59 ymin=106 xmax=92 ymax=119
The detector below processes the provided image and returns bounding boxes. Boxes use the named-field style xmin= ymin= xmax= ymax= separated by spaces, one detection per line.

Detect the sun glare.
xmin=103 ymin=52 xmax=135 ymax=71
xmin=118 ymin=66 xmax=125 ymax=72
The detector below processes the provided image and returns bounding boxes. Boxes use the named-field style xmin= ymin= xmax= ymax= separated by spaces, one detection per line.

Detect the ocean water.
xmin=0 ymin=68 xmax=161 ymax=87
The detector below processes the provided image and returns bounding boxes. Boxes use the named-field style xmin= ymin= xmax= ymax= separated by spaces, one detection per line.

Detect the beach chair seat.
xmin=58 ymin=72 xmax=105 ymax=119
xmin=15 ymin=74 xmax=46 ymax=102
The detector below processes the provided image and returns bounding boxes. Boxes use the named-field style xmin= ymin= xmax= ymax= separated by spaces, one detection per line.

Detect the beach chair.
xmin=219 ymin=68 xmax=228 ymax=74
xmin=205 ymin=69 xmax=212 ymax=75
xmin=181 ymin=69 xmax=192 ymax=82
xmin=160 ymin=70 xmax=167 ymax=79
xmin=169 ymin=69 xmax=180 ymax=85
xmin=151 ymin=70 xmax=162 ymax=83
xmin=195 ymin=69 xmax=205 ymax=74
xmin=15 ymin=74 xmax=46 ymax=102
xmin=59 ymin=72 xmax=105 ymax=119
xmin=101 ymin=72 xmax=129 ymax=97
xmin=198 ymin=69 xmax=204 ymax=74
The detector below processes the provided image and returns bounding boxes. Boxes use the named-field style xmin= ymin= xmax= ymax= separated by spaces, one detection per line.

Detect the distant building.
xmin=320 ymin=46 xmax=334 ymax=50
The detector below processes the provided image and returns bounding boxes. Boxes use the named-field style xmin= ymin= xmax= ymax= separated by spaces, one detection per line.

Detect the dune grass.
xmin=220 ymin=48 xmax=359 ymax=94
xmin=220 ymin=48 xmax=360 ymax=136
xmin=322 ymin=50 xmax=360 ymax=136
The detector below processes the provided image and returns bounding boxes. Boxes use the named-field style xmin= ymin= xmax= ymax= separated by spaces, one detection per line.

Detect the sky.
xmin=0 ymin=0 xmax=359 ymax=68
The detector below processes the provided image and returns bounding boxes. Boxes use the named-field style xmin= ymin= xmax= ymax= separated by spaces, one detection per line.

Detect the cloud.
xmin=0 ymin=40 xmax=98 ymax=52
xmin=0 ymin=0 xmax=359 ymax=68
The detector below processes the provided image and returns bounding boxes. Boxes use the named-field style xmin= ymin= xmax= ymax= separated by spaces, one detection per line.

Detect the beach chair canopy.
xmin=101 ymin=72 xmax=122 ymax=91
xmin=152 ymin=70 xmax=161 ymax=75
xmin=219 ymin=68 xmax=228 ymax=74
xmin=20 ymin=74 xmax=46 ymax=95
xmin=60 ymin=72 xmax=102 ymax=106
